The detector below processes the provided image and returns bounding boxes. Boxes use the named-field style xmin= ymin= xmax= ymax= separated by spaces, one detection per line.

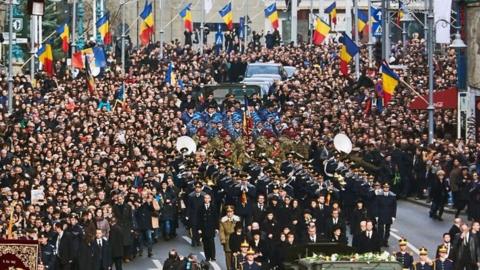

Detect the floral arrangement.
xmin=303 ymin=251 xmax=398 ymax=264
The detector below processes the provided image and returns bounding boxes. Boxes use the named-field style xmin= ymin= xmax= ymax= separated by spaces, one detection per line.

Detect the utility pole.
xmin=381 ymin=0 xmax=386 ymax=60
xmin=159 ymin=0 xmax=163 ymax=59
xmin=72 ymin=0 xmax=76 ymax=54
xmin=121 ymin=0 xmax=125 ymax=76
xmin=291 ymin=0 xmax=297 ymax=45
xmin=30 ymin=15 xmax=36 ymax=82
xmin=7 ymin=0 xmax=13 ymax=114
xmin=309 ymin=0 xmax=313 ymax=44
xmin=367 ymin=0 xmax=373 ymax=67
xmin=245 ymin=0 xmax=248 ymax=52
xmin=92 ymin=0 xmax=96 ymax=41
xmin=353 ymin=0 xmax=360 ymax=79
xmin=200 ymin=0 xmax=205 ymax=54
xmin=427 ymin=0 xmax=434 ymax=143
xmin=385 ymin=0 xmax=391 ymax=60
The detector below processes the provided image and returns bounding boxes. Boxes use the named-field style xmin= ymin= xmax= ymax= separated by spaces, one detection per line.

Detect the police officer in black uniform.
xmin=39 ymin=232 xmax=56 ymax=269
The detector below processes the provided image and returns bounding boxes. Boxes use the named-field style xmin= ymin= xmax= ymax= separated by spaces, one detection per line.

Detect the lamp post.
xmin=121 ymin=0 xmax=125 ymax=77
xmin=7 ymin=0 xmax=13 ymax=114
xmin=367 ymin=0 xmax=373 ymax=67
xmin=426 ymin=17 xmax=467 ymax=144
xmin=353 ymin=0 xmax=359 ymax=79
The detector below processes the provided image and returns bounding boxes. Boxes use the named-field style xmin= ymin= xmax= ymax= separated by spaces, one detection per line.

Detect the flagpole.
xmin=353 ymin=0 xmax=360 ymax=79
xmin=200 ymin=0 xmax=205 ymax=54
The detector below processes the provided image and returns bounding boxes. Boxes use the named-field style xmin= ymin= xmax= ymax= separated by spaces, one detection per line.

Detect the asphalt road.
xmin=124 ymin=200 xmax=456 ymax=270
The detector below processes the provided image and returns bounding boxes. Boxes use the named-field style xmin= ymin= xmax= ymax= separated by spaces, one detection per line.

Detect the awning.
xmin=409 ymin=87 xmax=458 ymax=110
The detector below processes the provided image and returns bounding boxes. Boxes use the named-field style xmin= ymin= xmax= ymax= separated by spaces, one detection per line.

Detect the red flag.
xmin=72 ymin=52 xmax=84 ymax=69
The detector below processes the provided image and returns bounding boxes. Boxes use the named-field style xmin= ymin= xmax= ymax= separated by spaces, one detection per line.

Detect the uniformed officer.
xmin=242 ymin=248 xmax=262 ymax=270
xmin=414 ymin=248 xmax=434 ymax=270
xmin=220 ymin=205 xmax=241 ymax=270
xmin=39 ymin=232 xmax=56 ymax=269
xmin=396 ymin=238 xmax=414 ymax=270
xmin=234 ymin=240 xmax=250 ymax=270
xmin=434 ymin=246 xmax=454 ymax=270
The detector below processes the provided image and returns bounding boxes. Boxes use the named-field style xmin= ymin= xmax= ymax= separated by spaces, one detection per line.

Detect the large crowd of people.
xmin=0 ymin=26 xmax=479 ymax=270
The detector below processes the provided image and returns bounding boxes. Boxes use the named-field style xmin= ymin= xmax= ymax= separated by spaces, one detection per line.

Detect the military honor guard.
xmin=220 ymin=205 xmax=241 ymax=270
xmin=414 ymin=248 xmax=434 ymax=270
xmin=434 ymin=246 xmax=454 ymax=270
xmin=396 ymin=238 xmax=414 ymax=270
xmin=234 ymin=240 xmax=250 ymax=270
xmin=242 ymin=248 xmax=262 ymax=270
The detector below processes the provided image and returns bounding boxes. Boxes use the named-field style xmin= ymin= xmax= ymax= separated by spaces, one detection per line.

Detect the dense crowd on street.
xmin=0 ymin=27 xmax=479 ymax=270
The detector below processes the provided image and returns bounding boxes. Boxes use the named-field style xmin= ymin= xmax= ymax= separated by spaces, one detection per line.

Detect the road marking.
xmin=390 ymin=231 xmax=420 ymax=255
xmin=391 ymin=228 xmax=399 ymax=233
xmin=149 ymin=259 xmax=163 ymax=269
xmin=182 ymin=235 xmax=192 ymax=244
xmin=210 ymin=261 xmax=222 ymax=270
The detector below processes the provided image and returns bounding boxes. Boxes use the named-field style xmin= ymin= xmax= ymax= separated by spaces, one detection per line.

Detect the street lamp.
xmin=426 ymin=16 xmax=467 ymax=144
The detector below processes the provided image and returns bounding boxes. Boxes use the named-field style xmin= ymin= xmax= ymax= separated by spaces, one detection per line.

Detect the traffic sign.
xmin=12 ymin=18 xmax=23 ymax=32
xmin=373 ymin=22 xmax=382 ymax=37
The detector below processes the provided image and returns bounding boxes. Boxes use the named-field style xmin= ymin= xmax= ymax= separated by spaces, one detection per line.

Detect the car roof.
xmin=248 ymin=62 xmax=282 ymax=67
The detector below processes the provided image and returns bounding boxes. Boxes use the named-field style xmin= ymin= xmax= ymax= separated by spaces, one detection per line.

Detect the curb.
xmin=403 ymin=198 xmax=459 ymax=215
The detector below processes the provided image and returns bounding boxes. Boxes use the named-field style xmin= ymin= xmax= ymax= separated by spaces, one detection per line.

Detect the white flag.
xmin=205 ymin=0 xmax=213 ymax=14
xmin=434 ymin=0 xmax=452 ymax=44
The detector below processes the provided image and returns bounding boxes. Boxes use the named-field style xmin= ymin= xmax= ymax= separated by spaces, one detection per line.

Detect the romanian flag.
xmin=219 ymin=3 xmax=233 ymax=31
xmin=56 ymin=23 xmax=69 ymax=53
xmin=358 ymin=10 xmax=368 ymax=32
xmin=139 ymin=2 xmax=154 ymax=45
xmin=312 ymin=18 xmax=331 ymax=45
xmin=37 ymin=42 xmax=54 ymax=76
xmin=96 ymin=12 xmax=112 ymax=45
xmin=339 ymin=33 xmax=359 ymax=76
xmin=324 ymin=2 xmax=337 ymax=25
xmin=264 ymin=3 xmax=279 ymax=30
xmin=85 ymin=55 xmax=96 ymax=94
xmin=165 ymin=62 xmax=176 ymax=85
xmin=381 ymin=63 xmax=400 ymax=105
xmin=180 ymin=3 xmax=193 ymax=32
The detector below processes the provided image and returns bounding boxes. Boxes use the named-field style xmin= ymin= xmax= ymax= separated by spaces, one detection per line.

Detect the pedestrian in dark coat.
xmin=109 ymin=218 xmax=124 ymax=270
xmin=357 ymin=221 xmax=382 ymax=254
xmin=197 ymin=194 xmax=218 ymax=261
xmin=468 ymin=173 xmax=480 ymax=221
xmin=350 ymin=200 xmax=368 ymax=236
xmin=135 ymin=197 xmax=154 ymax=257
xmin=374 ymin=183 xmax=397 ymax=246
xmin=187 ymin=182 xmax=206 ymax=246
xmin=92 ymin=229 xmax=112 ymax=270
xmin=112 ymin=195 xmax=134 ymax=261
xmin=163 ymin=250 xmax=182 ymax=270
xmin=429 ymin=170 xmax=450 ymax=221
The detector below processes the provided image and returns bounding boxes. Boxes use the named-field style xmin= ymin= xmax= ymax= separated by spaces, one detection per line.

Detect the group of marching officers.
xmin=178 ymin=150 xmax=401 ymax=269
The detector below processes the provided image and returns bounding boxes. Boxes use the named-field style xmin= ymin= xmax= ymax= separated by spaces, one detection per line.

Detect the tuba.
xmin=176 ymin=136 xmax=197 ymax=156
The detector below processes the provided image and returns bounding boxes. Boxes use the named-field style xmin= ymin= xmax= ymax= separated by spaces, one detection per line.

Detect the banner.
xmin=434 ymin=0 xmax=452 ymax=44
xmin=0 ymin=240 xmax=39 ymax=270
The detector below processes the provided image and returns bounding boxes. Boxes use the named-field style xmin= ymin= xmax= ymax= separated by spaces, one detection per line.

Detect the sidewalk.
xmin=403 ymin=197 xmax=459 ymax=215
